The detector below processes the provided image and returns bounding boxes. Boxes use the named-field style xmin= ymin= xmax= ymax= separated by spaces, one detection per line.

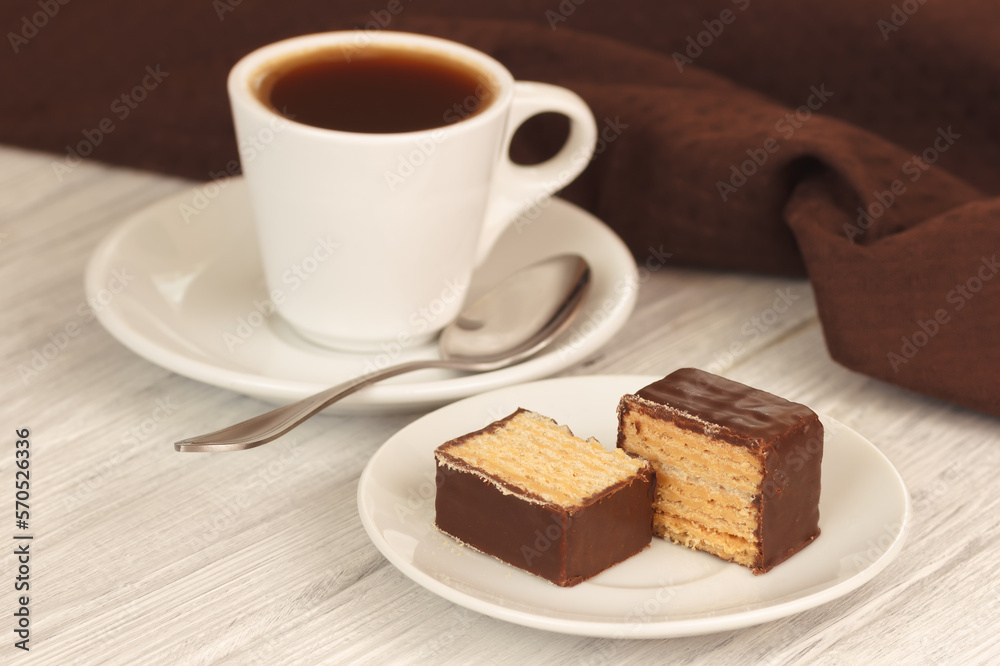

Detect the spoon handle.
xmin=174 ymin=359 xmax=461 ymax=452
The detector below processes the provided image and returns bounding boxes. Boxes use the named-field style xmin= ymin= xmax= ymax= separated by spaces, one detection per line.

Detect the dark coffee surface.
xmin=4 ymin=1 xmax=1000 ymax=419
xmin=263 ymin=46 xmax=491 ymax=133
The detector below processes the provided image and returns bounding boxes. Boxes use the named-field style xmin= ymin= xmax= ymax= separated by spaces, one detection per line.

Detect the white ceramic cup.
xmin=228 ymin=31 xmax=597 ymax=351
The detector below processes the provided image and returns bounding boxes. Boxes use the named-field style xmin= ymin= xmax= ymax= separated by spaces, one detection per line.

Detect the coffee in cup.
xmin=260 ymin=44 xmax=495 ymax=133
xmin=228 ymin=31 xmax=597 ymax=351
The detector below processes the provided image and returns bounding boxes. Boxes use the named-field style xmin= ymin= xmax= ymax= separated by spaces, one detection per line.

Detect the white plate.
xmin=84 ymin=178 xmax=638 ymax=411
xmin=358 ymin=375 xmax=910 ymax=638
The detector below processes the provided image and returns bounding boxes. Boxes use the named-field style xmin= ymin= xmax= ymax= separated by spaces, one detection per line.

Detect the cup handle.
xmin=474 ymin=81 xmax=598 ymax=264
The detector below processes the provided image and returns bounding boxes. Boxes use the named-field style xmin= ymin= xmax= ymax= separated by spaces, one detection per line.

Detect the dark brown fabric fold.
xmin=3 ymin=1 xmax=999 ymax=416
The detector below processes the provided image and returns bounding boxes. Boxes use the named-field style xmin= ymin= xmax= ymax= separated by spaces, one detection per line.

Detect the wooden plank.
xmin=0 ymin=145 xmax=996 ymax=664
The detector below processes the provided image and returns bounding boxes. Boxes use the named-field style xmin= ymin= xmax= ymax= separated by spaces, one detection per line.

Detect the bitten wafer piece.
xmin=617 ymin=368 xmax=823 ymax=575
xmin=434 ymin=409 xmax=655 ymax=587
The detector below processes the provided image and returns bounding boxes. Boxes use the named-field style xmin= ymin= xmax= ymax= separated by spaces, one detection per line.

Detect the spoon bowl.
xmin=175 ymin=254 xmax=590 ymax=452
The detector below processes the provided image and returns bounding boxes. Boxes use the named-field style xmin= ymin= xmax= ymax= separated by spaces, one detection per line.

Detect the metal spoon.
xmin=175 ymin=254 xmax=591 ymax=452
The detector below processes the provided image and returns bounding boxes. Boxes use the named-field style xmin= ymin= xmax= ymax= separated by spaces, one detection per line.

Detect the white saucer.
xmin=358 ymin=375 xmax=910 ymax=638
xmin=85 ymin=178 xmax=638 ymax=411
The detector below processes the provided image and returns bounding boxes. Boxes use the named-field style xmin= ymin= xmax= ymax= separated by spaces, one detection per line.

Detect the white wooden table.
xmin=1 ymin=144 xmax=997 ymax=664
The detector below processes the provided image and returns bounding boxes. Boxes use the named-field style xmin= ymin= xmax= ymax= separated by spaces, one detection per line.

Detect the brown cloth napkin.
xmin=4 ymin=1 xmax=999 ymax=417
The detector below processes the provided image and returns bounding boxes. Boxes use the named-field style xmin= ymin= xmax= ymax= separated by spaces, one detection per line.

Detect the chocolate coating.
xmin=435 ymin=463 xmax=654 ymax=586
xmin=635 ymin=367 xmax=817 ymax=447
xmin=434 ymin=410 xmax=655 ymax=587
xmin=621 ymin=368 xmax=823 ymax=574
